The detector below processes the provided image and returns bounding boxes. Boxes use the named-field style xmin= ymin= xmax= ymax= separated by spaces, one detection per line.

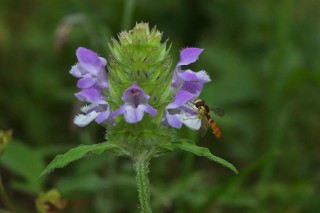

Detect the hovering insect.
xmin=193 ymin=99 xmax=225 ymax=138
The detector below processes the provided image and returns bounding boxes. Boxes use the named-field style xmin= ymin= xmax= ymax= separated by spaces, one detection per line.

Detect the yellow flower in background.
xmin=36 ymin=189 xmax=67 ymax=213
xmin=0 ymin=129 xmax=12 ymax=155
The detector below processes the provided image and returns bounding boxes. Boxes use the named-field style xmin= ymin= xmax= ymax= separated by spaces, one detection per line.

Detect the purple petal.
xmin=124 ymin=106 xmax=144 ymax=123
xmin=75 ymin=87 xmax=104 ymax=103
xmin=95 ymin=110 xmax=111 ymax=124
xmin=167 ymin=90 xmax=195 ymax=109
xmin=181 ymin=82 xmax=203 ymax=97
xmin=81 ymin=103 xmax=99 ymax=113
xmin=143 ymin=104 xmax=157 ymax=116
xmin=74 ymin=111 xmax=99 ymax=127
xmin=177 ymin=48 xmax=204 ymax=66
xmin=166 ymin=112 xmax=183 ymax=129
xmin=77 ymin=76 xmax=97 ymax=88
xmin=196 ymin=71 xmax=211 ymax=83
xmin=97 ymin=71 xmax=109 ymax=88
xmin=111 ymin=105 xmax=127 ymax=118
xmin=121 ymin=83 xmax=150 ymax=109
xmin=122 ymin=82 xmax=145 ymax=101
xmin=180 ymin=105 xmax=198 ymax=116
xmin=175 ymin=69 xmax=211 ymax=83
xmin=70 ymin=64 xmax=82 ymax=78
xmin=113 ymin=83 xmax=155 ymax=123
xmin=76 ymin=47 xmax=105 ymax=74
xmin=171 ymin=69 xmax=184 ymax=89
xmin=99 ymin=57 xmax=107 ymax=66
xmin=178 ymin=112 xmax=201 ymax=130
xmin=178 ymin=69 xmax=198 ymax=81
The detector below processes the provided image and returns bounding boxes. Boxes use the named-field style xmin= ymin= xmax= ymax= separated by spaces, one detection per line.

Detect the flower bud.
xmin=35 ymin=189 xmax=67 ymax=213
xmin=0 ymin=129 xmax=12 ymax=155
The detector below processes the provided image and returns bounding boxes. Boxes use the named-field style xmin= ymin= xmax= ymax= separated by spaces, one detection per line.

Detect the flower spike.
xmin=58 ymin=23 xmax=237 ymax=213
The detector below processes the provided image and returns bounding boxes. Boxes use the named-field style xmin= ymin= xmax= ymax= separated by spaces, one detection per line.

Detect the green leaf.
xmin=40 ymin=142 xmax=118 ymax=177
xmin=159 ymin=140 xmax=238 ymax=174
xmin=0 ymin=140 xmax=45 ymax=194
xmin=57 ymin=173 xmax=106 ymax=195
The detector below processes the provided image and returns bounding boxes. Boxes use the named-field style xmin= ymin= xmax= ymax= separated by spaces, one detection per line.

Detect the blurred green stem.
xmin=0 ymin=173 xmax=16 ymax=213
xmin=122 ymin=0 xmax=136 ymax=29
xmin=134 ymin=160 xmax=152 ymax=213
xmin=260 ymin=0 xmax=294 ymax=182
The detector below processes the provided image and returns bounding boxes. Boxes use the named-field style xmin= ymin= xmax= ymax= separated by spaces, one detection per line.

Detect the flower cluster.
xmin=162 ymin=48 xmax=211 ymax=130
xmin=70 ymin=47 xmax=114 ymax=127
xmin=70 ymin=24 xmax=210 ymax=135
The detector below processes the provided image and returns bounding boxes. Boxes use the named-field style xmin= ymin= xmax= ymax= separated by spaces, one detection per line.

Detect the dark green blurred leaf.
xmin=57 ymin=173 xmax=106 ymax=195
xmin=200 ymin=44 xmax=260 ymax=106
xmin=0 ymin=140 xmax=45 ymax=194
xmin=152 ymin=172 xmax=205 ymax=208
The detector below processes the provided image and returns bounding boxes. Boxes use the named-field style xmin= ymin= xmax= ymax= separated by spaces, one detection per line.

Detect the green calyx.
xmin=106 ymin=23 xmax=175 ymax=159
xmin=106 ymin=125 xmax=174 ymax=161
xmin=107 ymin=22 xmax=173 ymax=110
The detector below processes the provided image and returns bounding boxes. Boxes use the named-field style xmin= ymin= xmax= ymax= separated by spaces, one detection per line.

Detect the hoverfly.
xmin=194 ymin=99 xmax=225 ymax=138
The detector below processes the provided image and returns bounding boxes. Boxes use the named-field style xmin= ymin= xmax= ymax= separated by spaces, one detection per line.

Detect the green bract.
xmin=106 ymin=23 xmax=173 ymax=160
xmin=108 ymin=25 xmax=172 ymax=121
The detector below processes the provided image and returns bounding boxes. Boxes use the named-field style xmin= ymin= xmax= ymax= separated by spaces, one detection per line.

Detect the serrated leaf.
xmin=40 ymin=142 xmax=118 ymax=177
xmin=159 ymin=140 xmax=238 ymax=174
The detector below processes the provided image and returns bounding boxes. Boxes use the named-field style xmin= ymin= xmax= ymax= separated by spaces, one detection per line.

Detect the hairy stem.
xmin=134 ymin=160 xmax=152 ymax=213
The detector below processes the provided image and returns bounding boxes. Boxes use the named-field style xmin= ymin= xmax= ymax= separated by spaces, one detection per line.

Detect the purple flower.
xmin=70 ymin=47 xmax=108 ymax=91
xmin=74 ymin=86 xmax=106 ymax=104
xmin=70 ymin=47 xmax=114 ymax=127
xmin=162 ymin=90 xmax=201 ymax=130
xmin=74 ymin=102 xmax=114 ymax=127
xmin=162 ymin=47 xmax=210 ymax=130
xmin=171 ymin=48 xmax=211 ymax=98
xmin=112 ymin=83 xmax=157 ymax=123
xmin=73 ymin=89 xmax=114 ymax=127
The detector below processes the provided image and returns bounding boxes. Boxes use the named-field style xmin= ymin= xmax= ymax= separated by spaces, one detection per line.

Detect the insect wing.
xmin=199 ymin=113 xmax=210 ymax=137
xmin=211 ymin=107 xmax=225 ymax=117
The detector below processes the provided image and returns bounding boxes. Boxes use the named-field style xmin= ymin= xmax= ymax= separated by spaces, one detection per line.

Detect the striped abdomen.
xmin=208 ymin=115 xmax=222 ymax=138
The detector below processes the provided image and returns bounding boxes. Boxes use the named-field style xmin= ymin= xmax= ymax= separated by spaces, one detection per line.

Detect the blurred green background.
xmin=1 ymin=0 xmax=320 ymax=212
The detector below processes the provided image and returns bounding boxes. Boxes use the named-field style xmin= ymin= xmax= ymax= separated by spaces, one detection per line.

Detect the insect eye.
xmin=196 ymin=100 xmax=204 ymax=107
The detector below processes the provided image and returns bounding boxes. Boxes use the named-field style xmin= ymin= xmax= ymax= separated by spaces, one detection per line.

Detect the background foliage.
xmin=1 ymin=0 xmax=319 ymax=212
